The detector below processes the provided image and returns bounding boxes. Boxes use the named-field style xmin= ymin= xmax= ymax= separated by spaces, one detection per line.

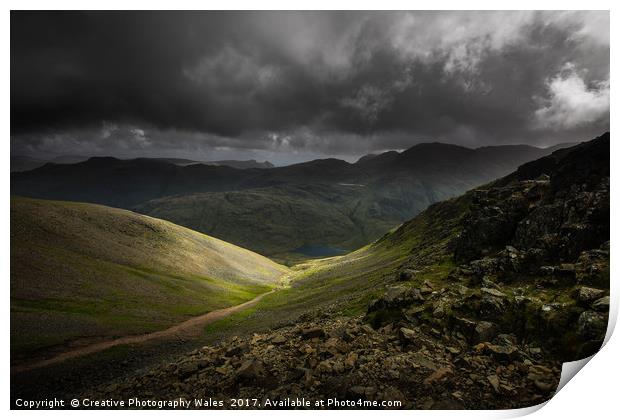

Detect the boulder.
xmin=592 ymin=296 xmax=610 ymax=312
xmin=236 ymin=359 xmax=267 ymax=380
xmin=475 ymin=342 xmax=519 ymax=361
xmin=487 ymin=374 xmax=500 ymax=393
xmin=576 ymin=286 xmax=605 ymax=304
xmin=177 ymin=361 xmax=200 ymax=378
xmin=399 ymin=269 xmax=416 ymax=281
xmin=481 ymin=287 xmax=506 ymax=298
xmin=474 ymin=321 xmax=499 ymax=343
xmin=423 ymin=366 xmax=453 ymax=385
xmin=271 ymin=335 xmax=287 ymax=345
xmin=368 ymin=286 xmax=424 ymax=312
xmin=301 ymin=327 xmax=325 ymax=339
xmin=576 ymin=249 xmax=610 ymax=288
xmin=470 ymin=258 xmax=500 ymax=277
xmin=577 ymin=311 xmax=607 ymax=340
xmin=399 ymin=327 xmax=416 ymax=342
xmin=225 ymin=343 xmax=249 ymax=357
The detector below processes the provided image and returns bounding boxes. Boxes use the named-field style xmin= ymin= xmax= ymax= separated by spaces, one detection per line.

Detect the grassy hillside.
xmin=134 ymin=184 xmax=399 ymax=260
xmin=197 ymin=191 xmax=471 ymax=342
xmin=10 ymin=197 xmax=288 ymax=360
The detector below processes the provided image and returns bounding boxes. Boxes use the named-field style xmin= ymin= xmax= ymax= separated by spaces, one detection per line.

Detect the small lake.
xmin=294 ymin=244 xmax=348 ymax=257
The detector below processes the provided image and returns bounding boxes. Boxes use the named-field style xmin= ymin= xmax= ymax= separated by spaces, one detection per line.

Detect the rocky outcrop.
xmin=455 ymin=133 xmax=609 ymax=266
xmin=370 ymin=134 xmax=609 ymax=362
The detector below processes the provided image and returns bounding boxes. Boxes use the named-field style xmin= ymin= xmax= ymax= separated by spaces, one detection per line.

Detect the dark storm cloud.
xmin=11 ymin=11 xmax=609 ymax=161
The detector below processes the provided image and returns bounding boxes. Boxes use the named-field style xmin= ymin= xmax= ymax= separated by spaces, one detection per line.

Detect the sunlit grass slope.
xmin=10 ymin=197 xmax=289 ymax=359
xmin=201 ymin=193 xmax=472 ymax=340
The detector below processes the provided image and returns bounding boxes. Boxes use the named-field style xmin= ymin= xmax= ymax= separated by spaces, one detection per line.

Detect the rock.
xmin=557 ymin=264 xmax=576 ymax=278
xmin=366 ymin=286 xmax=425 ymax=327
xmin=457 ymin=285 xmax=470 ymax=295
xmin=577 ymin=311 xmax=607 ymax=340
xmin=410 ymin=353 xmax=437 ymax=371
xmin=225 ymin=343 xmax=249 ymax=357
xmin=470 ymin=258 xmax=499 ymax=276
xmin=453 ymin=317 xmax=477 ymax=341
xmin=424 ymin=366 xmax=453 ymax=385
xmin=344 ymin=352 xmax=358 ymax=369
xmin=576 ymin=248 xmax=610 ymax=288
xmin=361 ymin=324 xmax=375 ymax=335
xmin=475 ymin=342 xmax=519 ymax=361
xmin=367 ymin=287 xmax=423 ymax=313
xmin=420 ymin=285 xmax=433 ymax=294
xmin=325 ymin=337 xmax=348 ymax=355
xmin=316 ymin=360 xmax=332 ymax=374
xmin=432 ymin=300 xmax=448 ymax=317
xmin=403 ymin=306 xmax=425 ymax=321
xmin=527 ymin=364 xmax=553 ymax=382
xmin=534 ymin=380 xmax=555 ymax=393
xmin=539 ymin=266 xmax=556 ymax=276
xmin=576 ymin=287 xmax=605 ymax=304
xmin=592 ymin=296 xmax=610 ymax=311
xmin=178 ymin=361 xmax=200 ymax=377
xmin=364 ymin=386 xmax=377 ymax=399
xmin=474 ymin=321 xmax=499 ymax=343
xmin=349 ymin=386 xmax=366 ymax=396
xmin=286 ymin=367 xmax=307 ymax=381
xmin=271 ymin=335 xmax=287 ymax=345
xmin=480 ymin=294 xmax=507 ymax=317
xmin=215 ymin=366 xmax=231 ymax=375
xmin=236 ymin=359 xmax=266 ymax=380
xmin=481 ymin=287 xmax=506 ymax=298
xmin=487 ymin=374 xmax=500 ymax=393
xmin=399 ymin=327 xmax=416 ymax=342
xmin=301 ymin=327 xmax=325 ymax=339
xmin=399 ymin=269 xmax=416 ymax=281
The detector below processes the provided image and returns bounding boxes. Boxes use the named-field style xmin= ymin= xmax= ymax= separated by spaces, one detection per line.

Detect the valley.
xmin=10 ymin=133 xmax=610 ymax=409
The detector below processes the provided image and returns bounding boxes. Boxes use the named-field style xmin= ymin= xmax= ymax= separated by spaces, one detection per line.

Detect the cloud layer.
xmin=11 ymin=11 xmax=609 ymax=163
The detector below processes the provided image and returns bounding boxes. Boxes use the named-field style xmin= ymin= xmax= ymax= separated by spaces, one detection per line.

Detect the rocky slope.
xmin=87 ymin=133 xmax=609 ymax=409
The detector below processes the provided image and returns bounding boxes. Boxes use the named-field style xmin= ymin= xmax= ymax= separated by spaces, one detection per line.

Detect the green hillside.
xmin=10 ymin=197 xmax=289 ymax=360
xmin=134 ymin=184 xmax=400 ymax=260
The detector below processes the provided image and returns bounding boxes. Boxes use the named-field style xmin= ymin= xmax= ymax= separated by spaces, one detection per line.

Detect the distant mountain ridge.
xmin=11 ymin=140 xmax=579 ymax=257
xmin=10 ymin=155 xmax=274 ymax=172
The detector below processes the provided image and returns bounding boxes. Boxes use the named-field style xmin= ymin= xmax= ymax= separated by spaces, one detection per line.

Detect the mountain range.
xmin=10 ymin=155 xmax=274 ymax=173
xmin=11 ymin=141 xmax=575 ymax=259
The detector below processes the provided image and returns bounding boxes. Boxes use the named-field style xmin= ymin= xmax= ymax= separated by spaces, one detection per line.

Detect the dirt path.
xmin=12 ymin=290 xmax=275 ymax=374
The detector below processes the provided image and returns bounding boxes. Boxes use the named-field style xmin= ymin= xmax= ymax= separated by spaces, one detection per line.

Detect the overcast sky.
xmin=11 ymin=11 xmax=609 ymax=165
